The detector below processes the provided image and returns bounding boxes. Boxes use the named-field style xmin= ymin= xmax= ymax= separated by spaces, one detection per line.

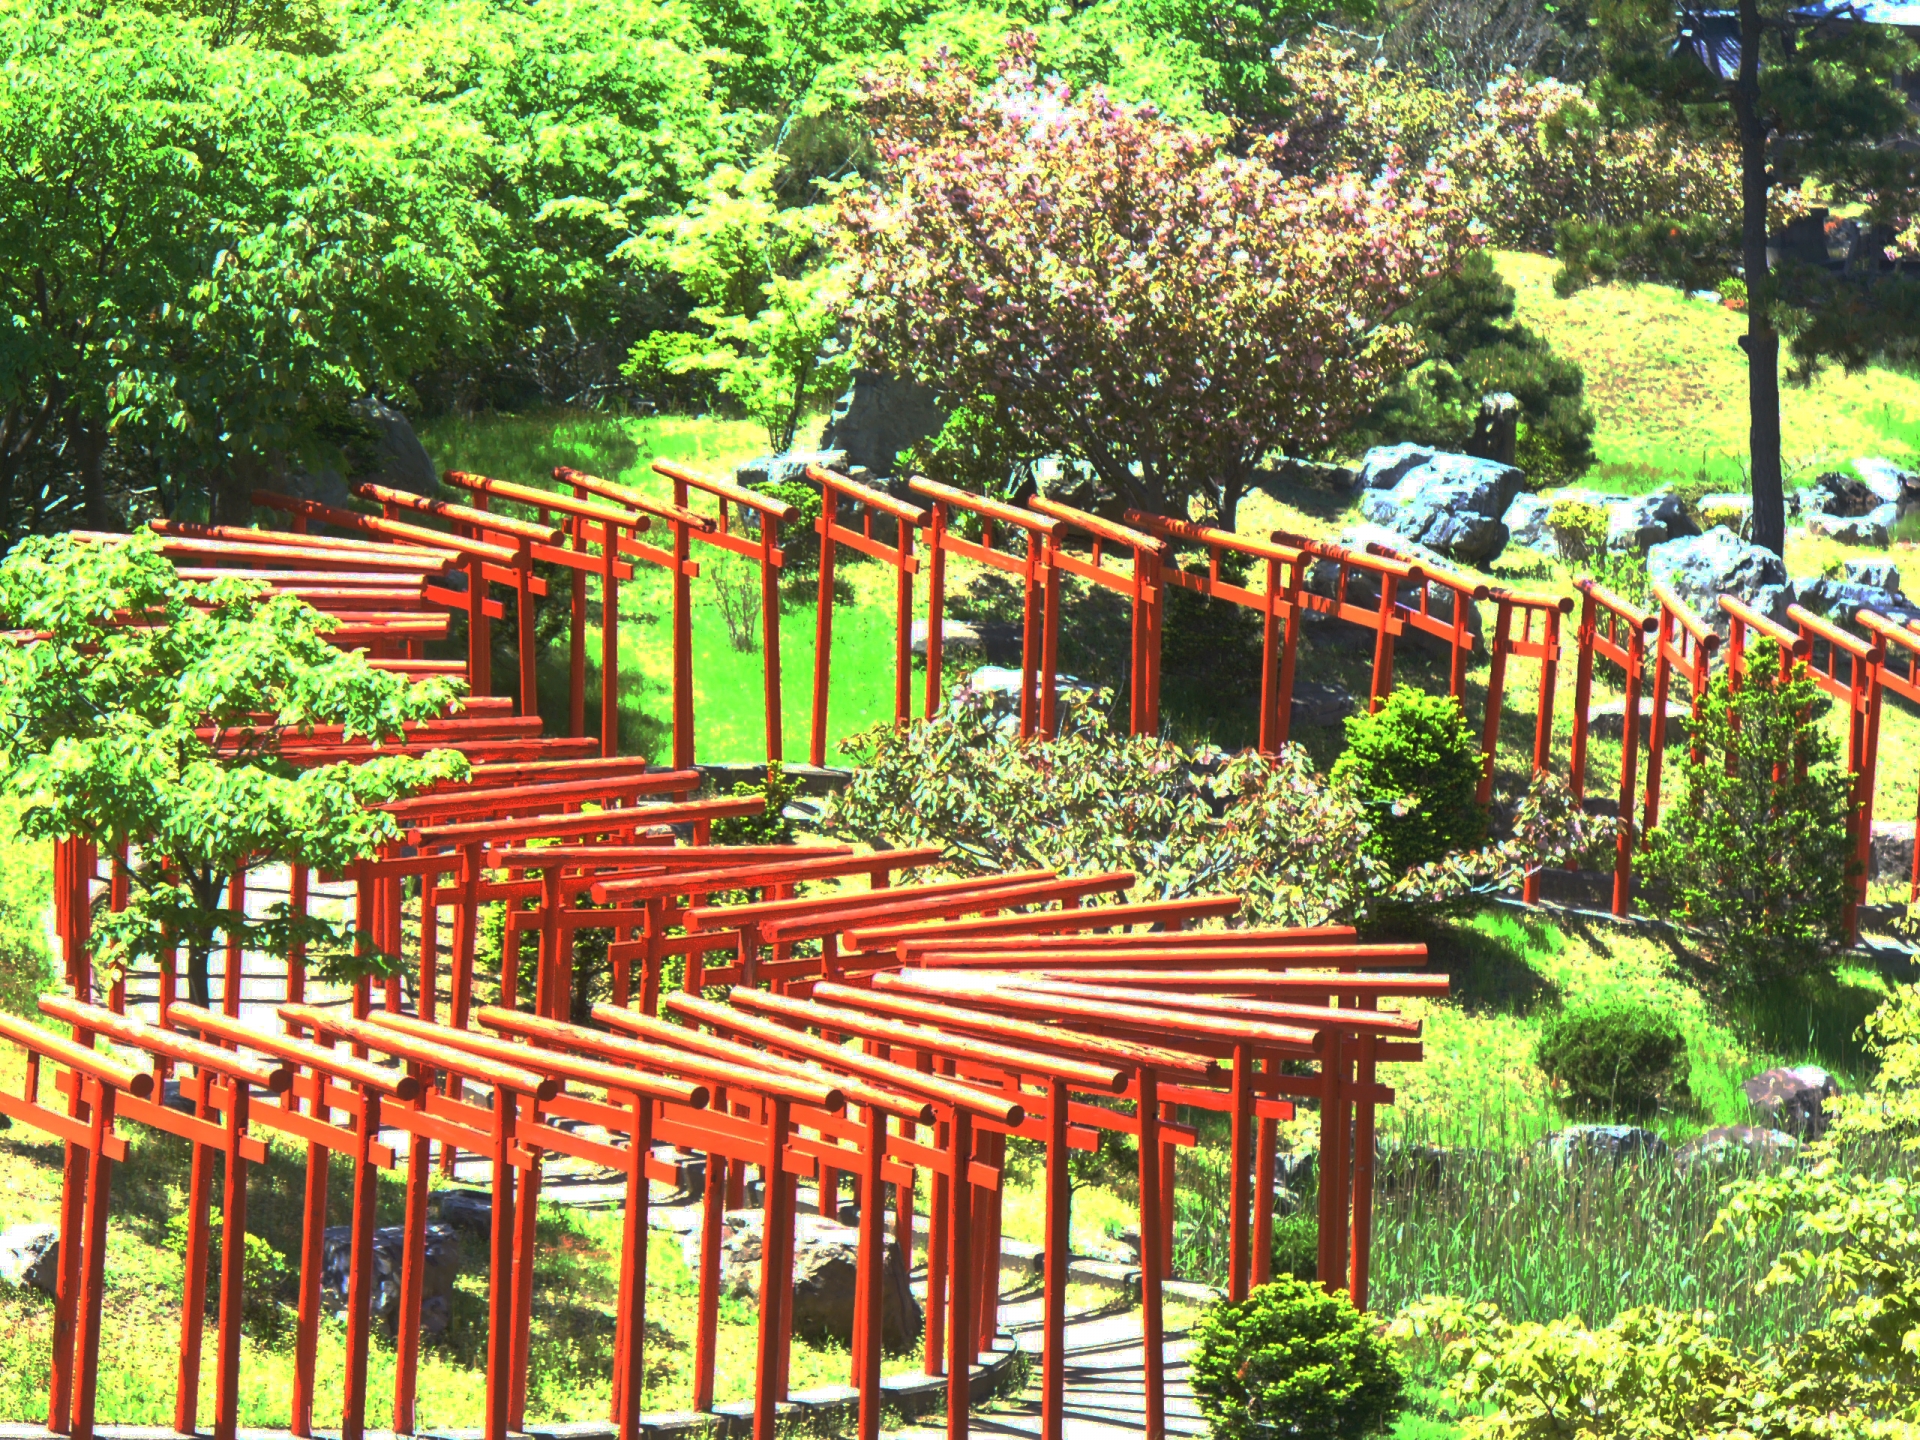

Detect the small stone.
xmin=1673 ymin=1124 xmax=1799 ymax=1174
xmin=0 ymin=1223 xmax=60 ymax=1295
xmin=1807 ymin=512 xmax=1890 ymax=547
xmin=434 ymin=1189 xmax=492 ymax=1232
xmin=691 ymin=1210 xmax=921 ymax=1351
xmin=1537 ymin=1125 xmax=1668 ymax=1166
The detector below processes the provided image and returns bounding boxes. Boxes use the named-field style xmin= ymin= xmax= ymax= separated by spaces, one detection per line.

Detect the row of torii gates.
xmin=14 ymin=748 xmax=1441 ymax=1440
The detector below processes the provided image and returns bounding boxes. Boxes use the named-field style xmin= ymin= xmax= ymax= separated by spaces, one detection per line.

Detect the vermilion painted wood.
xmin=912 ymin=478 xmax=1064 ymax=736
xmin=845 ymin=894 xmax=1245 ymax=952
xmin=806 ymin=465 xmax=929 ymax=763
xmin=1783 ymin=602 xmax=1883 ymax=938
xmin=1030 ymin=497 xmax=1166 ymax=734
xmin=1644 ymin=580 xmax=1722 ymax=846
xmin=1569 ymin=581 xmax=1656 ymax=915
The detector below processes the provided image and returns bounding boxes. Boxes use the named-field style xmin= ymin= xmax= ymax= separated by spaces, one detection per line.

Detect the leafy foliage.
xmin=828 ymin=686 xmax=1607 ymax=926
xmin=1643 ymin=639 xmax=1854 ymax=983
xmin=621 ymin=163 xmax=852 ymax=451
xmin=1330 ymin=687 xmax=1487 ymax=878
xmin=1534 ymin=1000 xmax=1691 ymax=1118
xmin=1191 ymin=1277 xmax=1406 ymax=1440
xmin=709 ymin=763 xmax=801 ymax=847
xmin=844 ymin=38 xmax=1467 ymax=528
xmin=0 ymin=532 xmax=467 ymax=1003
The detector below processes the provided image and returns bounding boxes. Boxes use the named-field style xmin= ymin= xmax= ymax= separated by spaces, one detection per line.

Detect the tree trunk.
xmin=186 ymin=941 xmax=213 ymax=1010
xmin=67 ymin=410 xmax=110 ymax=531
xmin=1736 ymin=0 xmax=1785 ymax=556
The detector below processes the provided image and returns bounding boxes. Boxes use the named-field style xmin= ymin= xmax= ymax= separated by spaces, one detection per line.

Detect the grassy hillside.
xmin=1496 ymin=251 xmax=1920 ymax=492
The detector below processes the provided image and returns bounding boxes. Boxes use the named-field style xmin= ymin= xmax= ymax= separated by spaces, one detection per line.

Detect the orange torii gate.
xmin=1643 ymin=581 xmax=1722 ymax=845
xmin=1568 ymin=580 xmax=1657 ymax=915
xmin=913 ymin=477 xmax=1064 ymax=738
xmin=1786 ymin=603 xmax=1885 ymax=939
xmin=649 ymin=460 xmax=801 ymax=761
xmin=806 ymin=465 xmax=929 ymax=764
xmin=1859 ymin=609 xmax=1920 ymax=899
xmin=1031 ymin=498 xmax=1165 ymax=735
xmin=1126 ymin=511 xmax=1304 ymax=752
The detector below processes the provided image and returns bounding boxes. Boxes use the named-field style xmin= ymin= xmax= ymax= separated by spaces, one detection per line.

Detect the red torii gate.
xmin=1786 ymin=603 xmax=1885 ymax=939
xmin=806 ymin=465 xmax=928 ymax=764
xmin=913 ymin=478 xmax=1064 ymax=738
xmin=1643 ymin=580 xmax=1721 ymax=844
xmin=1030 ymin=498 xmax=1165 ymax=736
xmin=1568 ymin=580 xmax=1656 ymax=915
xmin=1860 ymin=609 xmax=1920 ymax=899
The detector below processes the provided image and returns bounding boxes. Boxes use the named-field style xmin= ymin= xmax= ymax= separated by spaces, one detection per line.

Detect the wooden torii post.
xmin=1126 ymin=511 xmax=1304 ymax=752
xmin=0 ymin=1013 xmax=151 ymax=1440
xmin=650 ymin=460 xmax=800 ymax=762
xmin=37 ymin=998 xmax=293 ymax=1440
xmin=911 ymin=478 xmax=1063 ymax=737
xmin=805 ymin=465 xmax=928 ymax=764
xmin=1787 ymin=603 xmax=1885 ymax=940
xmin=1270 ymin=532 xmax=1420 ymax=714
xmin=1645 ymin=581 xmax=1722 ymax=844
xmin=551 ymin=467 xmax=718 ymax=769
xmin=1567 ymin=579 xmax=1657 ymax=915
xmin=1029 ymin=498 xmax=1165 ymax=735
xmin=160 ymin=1003 xmax=419 ymax=1440
xmin=1859 ymin=608 xmax=1920 ymax=899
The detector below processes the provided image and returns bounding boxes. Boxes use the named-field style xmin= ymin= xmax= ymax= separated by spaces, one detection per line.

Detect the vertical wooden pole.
xmin=695 ymin=1151 xmax=725 ymax=1411
xmin=810 ymin=492 xmax=838 ymax=767
xmin=1348 ymin=1039 xmax=1378 ymax=1311
xmin=1568 ymin=593 xmax=1597 ymax=804
xmin=1041 ymin=1077 xmax=1069 ymax=1440
xmin=213 ymin=1081 xmax=250 ymax=1440
xmin=945 ymin=1109 xmax=974 ymax=1440
xmin=1615 ymin=624 xmax=1646 ymax=916
xmin=1040 ymin=539 xmax=1061 ymax=739
xmin=469 ymin=555 xmax=492 ymax=697
xmin=517 ymin=540 xmax=537 ymax=720
xmin=224 ymin=866 xmax=246 ymax=1016
xmin=69 ymin=1081 xmax=116 ymax=1440
xmin=926 ymin=505 xmax=947 ymax=723
xmin=753 ymin=1098 xmax=793 ymax=1440
xmin=510 ymin=1153 xmax=541 ymax=1429
xmin=47 ymin=1069 xmax=88 ymax=1435
xmin=1644 ymin=622 xmax=1673 ymax=848
xmin=1368 ymin=570 xmax=1397 ymax=713
xmin=342 ymin=1092 xmax=382 ymax=1440
xmin=291 ymin=1110 xmax=330 ymax=1435
xmin=485 ymin=1089 xmax=517 ymax=1440
xmin=762 ymin=519 xmax=784 ymax=763
xmin=895 ymin=518 xmax=914 ymax=730
xmin=1258 ymin=556 xmax=1280 ymax=755
xmin=857 ymin=1098 xmax=886 ymax=1440
xmin=571 ymin=517 xmax=589 ymax=738
xmin=1228 ymin=1042 xmax=1253 ymax=1302
xmin=602 ymin=519 xmax=621 ymax=758
xmin=673 ymin=515 xmax=695 ymax=771
xmin=1019 ymin=529 xmax=1041 ymax=739
xmin=393 ymin=1088 xmax=431 ymax=1435
xmin=175 ymin=1084 xmax=216 ymax=1433
xmin=1137 ymin=1072 xmax=1165 ymax=1440
xmin=1478 ymin=599 xmax=1514 ymax=807
xmin=1253 ymin=1102 xmax=1277 ymax=1288
xmin=616 ymin=1095 xmax=654 ymax=1440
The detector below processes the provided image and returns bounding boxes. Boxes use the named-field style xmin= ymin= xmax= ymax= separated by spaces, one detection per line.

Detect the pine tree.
xmin=1563 ymin=0 xmax=1920 ymax=554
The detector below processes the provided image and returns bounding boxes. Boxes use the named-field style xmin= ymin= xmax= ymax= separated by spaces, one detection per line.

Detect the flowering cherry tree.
xmin=843 ymin=39 xmax=1471 ymax=526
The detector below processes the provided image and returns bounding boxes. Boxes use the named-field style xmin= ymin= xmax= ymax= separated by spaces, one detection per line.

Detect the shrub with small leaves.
xmin=1192 ymin=1277 xmax=1405 ymax=1440
xmin=1535 ymin=1000 xmax=1690 ymax=1119
xmin=1330 ymin=687 xmax=1486 ymax=877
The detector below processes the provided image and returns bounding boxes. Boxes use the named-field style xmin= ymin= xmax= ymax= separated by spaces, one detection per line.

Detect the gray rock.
xmin=1646 ymin=527 xmax=1790 ymax=634
xmin=1806 ymin=471 xmax=1877 ymax=517
xmin=1673 ymin=1124 xmax=1799 ymax=1174
xmin=1254 ymin=456 xmax=1359 ymax=497
xmin=433 ymin=1189 xmax=493 ymax=1232
xmin=1501 ymin=493 xmax=1556 ymax=553
xmin=1289 ymin=680 xmax=1356 ymax=729
xmin=322 ymin=1224 xmax=459 ymax=1332
xmin=1871 ymin=817 xmax=1920 ymax=882
xmin=911 ymin=617 xmax=983 ymax=658
xmin=1807 ymin=511 xmax=1890 ymax=547
xmin=0 ymin=1223 xmax=59 ymax=1295
xmin=736 ymin=449 xmax=849 ymax=491
xmin=1607 ymin=491 xmax=1696 ymax=552
xmin=1585 ymin=699 xmax=1691 ymax=745
xmin=1537 ymin=1125 xmax=1668 ymax=1166
xmin=1791 ymin=576 xmax=1920 ymax=630
xmin=1741 ymin=1065 xmax=1839 ymax=1139
xmin=1355 ymin=443 xmax=1439 ymax=492
xmin=1852 ymin=456 xmax=1919 ymax=504
xmin=1843 ymin=559 xmax=1902 ymax=591
xmin=1869 ymin=500 xmax=1901 ymax=531
xmin=817 ymin=370 xmax=947 ymax=478
xmin=694 ymin=1210 xmax=921 ymax=1351
xmin=1356 ymin=447 xmax=1526 ymax=562
xmin=350 ymin=396 xmax=437 ymax=494
xmin=1695 ymin=492 xmax=1754 ymax=538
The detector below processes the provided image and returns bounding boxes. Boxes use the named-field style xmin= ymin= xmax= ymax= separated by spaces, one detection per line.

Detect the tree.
xmin=1564 ymin=1 xmax=1920 ymax=554
xmin=623 ymin=162 xmax=852 ymax=451
xmin=0 ymin=531 xmax=468 ymax=1006
xmin=1643 ymin=638 xmax=1854 ymax=983
xmin=843 ymin=38 xmax=1469 ymax=529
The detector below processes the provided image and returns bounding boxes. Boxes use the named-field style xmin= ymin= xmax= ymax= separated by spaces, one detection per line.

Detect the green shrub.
xmin=1644 ymin=638 xmax=1854 ymax=983
xmin=710 ymin=762 xmax=801 ymax=847
xmin=1331 ymin=688 xmax=1487 ymax=876
xmin=1191 ymin=1277 xmax=1405 ymax=1440
xmin=1547 ymin=498 xmax=1609 ymax=562
xmin=1535 ymin=1000 xmax=1691 ymax=1118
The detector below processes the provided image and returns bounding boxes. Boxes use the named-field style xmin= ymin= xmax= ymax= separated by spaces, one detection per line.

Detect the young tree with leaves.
xmin=843 ymin=38 xmax=1469 ymax=529
xmin=0 ymin=532 xmax=468 ymax=1006
xmin=1566 ymin=1 xmax=1920 ymax=554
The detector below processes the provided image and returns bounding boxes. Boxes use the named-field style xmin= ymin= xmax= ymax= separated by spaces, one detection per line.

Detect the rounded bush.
xmin=1330 ymin=687 xmax=1486 ymax=876
xmin=1190 ymin=1277 xmax=1405 ymax=1440
xmin=1535 ymin=1000 xmax=1690 ymax=1118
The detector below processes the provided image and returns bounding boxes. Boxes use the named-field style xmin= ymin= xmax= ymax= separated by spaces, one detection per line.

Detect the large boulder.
xmin=1803 ymin=471 xmax=1878 ymax=517
xmin=349 ymin=396 xmax=438 ymax=494
xmin=1792 ymin=574 xmax=1920 ymax=632
xmin=1355 ymin=446 xmax=1526 ymax=562
xmin=1807 ymin=511 xmax=1890 ymax=547
xmin=0 ymin=1224 xmax=59 ymax=1295
xmin=1608 ymin=491 xmax=1696 ymax=552
xmin=322 ymin=1224 xmax=459 ymax=1332
xmin=1501 ymin=492 xmax=1556 ymax=553
xmin=1646 ymin=527 xmax=1790 ymax=633
xmin=1741 ymin=1065 xmax=1839 ymax=1139
xmin=1853 ymin=456 xmax=1920 ymax=505
xmin=817 ymin=371 xmax=947 ymax=478
xmin=694 ymin=1210 xmax=921 ymax=1351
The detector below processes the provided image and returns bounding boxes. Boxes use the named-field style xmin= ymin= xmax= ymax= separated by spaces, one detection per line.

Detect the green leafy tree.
xmin=623 ymin=163 xmax=852 ymax=451
xmin=1192 ymin=1277 xmax=1406 ymax=1440
xmin=1567 ymin=1 xmax=1920 ymax=554
xmin=1330 ymin=687 xmax=1487 ymax=878
xmin=0 ymin=532 xmax=468 ymax=1005
xmin=1359 ymin=250 xmax=1596 ymax=483
xmin=1643 ymin=638 xmax=1853 ymax=983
